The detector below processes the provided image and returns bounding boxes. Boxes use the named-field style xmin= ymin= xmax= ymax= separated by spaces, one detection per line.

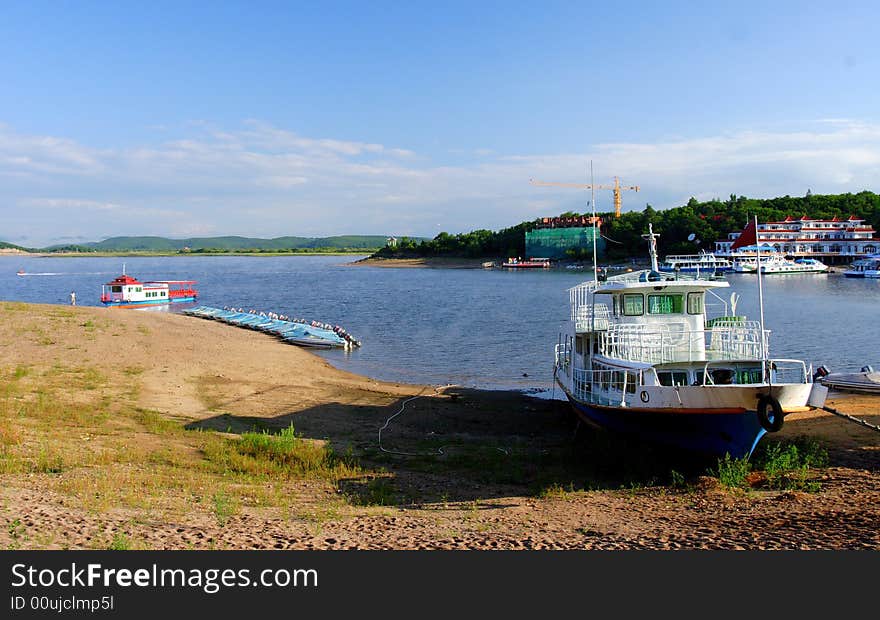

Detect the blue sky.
xmin=2 ymin=1 xmax=879 ymax=245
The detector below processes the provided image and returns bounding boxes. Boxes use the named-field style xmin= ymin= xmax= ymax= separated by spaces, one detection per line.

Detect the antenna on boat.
xmin=641 ymin=224 xmax=660 ymax=273
xmin=122 ymin=263 xmax=126 ymax=276
xmin=590 ymin=160 xmax=598 ymax=334
xmin=591 ymin=160 xmax=599 ymax=289
xmin=754 ymin=215 xmax=768 ymax=363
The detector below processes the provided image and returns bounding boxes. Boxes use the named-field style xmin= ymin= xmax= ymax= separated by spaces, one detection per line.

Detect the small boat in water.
xmin=502 ymin=257 xmax=551 ymax=269
xmin=658 ymin=252 xmax=732 ymax=275
xmin=729 ymin=245 xmax=778 ymax=273
xmin=843 ymin=254 xmax=880 ymax=278
xmin=101 ymin=270 xmax=197 ymax=308
xmin=553 ymin=223 xmax=826 ymax=459
xmin=757 ymin=255 xmax=828 ymax=274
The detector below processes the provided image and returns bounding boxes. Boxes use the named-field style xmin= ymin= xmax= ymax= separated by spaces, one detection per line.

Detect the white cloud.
xmin=1 ymin=119 xmax=880 ymax=246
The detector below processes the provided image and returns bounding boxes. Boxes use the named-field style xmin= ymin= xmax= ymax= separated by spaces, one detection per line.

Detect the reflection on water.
xmin=2 ymin=255 xmax=878 ymax=391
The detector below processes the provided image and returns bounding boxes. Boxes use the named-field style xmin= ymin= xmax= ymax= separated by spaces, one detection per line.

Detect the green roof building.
xmin=525 ymin=225 xmax=605 ymax=260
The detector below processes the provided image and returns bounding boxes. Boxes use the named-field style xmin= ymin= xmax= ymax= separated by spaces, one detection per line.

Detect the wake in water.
xmin=16 ymin=271 xmax=117 ymax=277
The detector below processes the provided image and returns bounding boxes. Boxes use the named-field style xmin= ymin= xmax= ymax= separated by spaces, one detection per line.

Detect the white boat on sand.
xmin=553 ymin=223 xmax=827 ymax=459
xmin=817 ymin=366 xmax=880 ymax=394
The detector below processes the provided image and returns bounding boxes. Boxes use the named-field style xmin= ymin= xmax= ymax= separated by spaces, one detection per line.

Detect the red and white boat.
xmin=101 ymin=270 xmax=197 ymax=308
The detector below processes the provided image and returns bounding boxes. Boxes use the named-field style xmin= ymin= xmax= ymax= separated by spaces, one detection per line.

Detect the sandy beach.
xmin=0 ymin=301 xmax=878 ymax=550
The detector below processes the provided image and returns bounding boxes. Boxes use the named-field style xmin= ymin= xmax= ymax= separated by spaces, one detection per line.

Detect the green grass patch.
xmin=136 ymin=409 xmax=182 ymax=435
xmin=536 ymin=481 xmax=579 ymax=500
xmin=203 ymin=425 xmax=362 ymax=482
xmin=753 ymin=439 xmax=828 ymax=492
xmin=211 ymin=491 xmax=238 ymax=526
xmin=713 ymin=453 xmax=751 ymax=490
xmin=108 ymin=532 xmax=131 ymax=550
xmin=344 ymin=477 xmax=399 ymax=506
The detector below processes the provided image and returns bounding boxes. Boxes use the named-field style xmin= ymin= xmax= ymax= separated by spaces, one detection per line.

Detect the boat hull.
xmin=563 ymin=390 xmax=766 ymax=459
xmin=102 ymin=296 xmax=197 ymax=309
xmin=658 ymin=267 xmax=731 ymax=273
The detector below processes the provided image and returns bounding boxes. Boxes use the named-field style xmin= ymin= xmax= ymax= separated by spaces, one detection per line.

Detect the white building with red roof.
xmin=715 ymin=215 xmax=878 ymax=259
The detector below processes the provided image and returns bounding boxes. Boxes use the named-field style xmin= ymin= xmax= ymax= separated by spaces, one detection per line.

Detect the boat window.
xmin=111 ymin=286 xmax=122 ymax=293
xmin=647 ymin=294 xmax=683 ymax=314
xmin=687 ymin=292 xmax=704 ymax=315
xmin=695 ymin=368 xmax=735 ymax=385
xmin=657 ymin=370 xmax=689 ymax=386
xmin=623 ymin=294 xmax=644 ymax=316
xmin=710 ymin=369 xmax=734 ymax=385
xmin=612 ymin=295 xmax=621 ymax=317
xmin=626 ymin=371 xmax=638 ymax=393
xmin=736 ymin=368 xmax=763 ymax=385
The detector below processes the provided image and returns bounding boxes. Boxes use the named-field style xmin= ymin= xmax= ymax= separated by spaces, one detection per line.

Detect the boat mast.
xmin=590 ymin=161 xmax=598 ymax=334
xmin=591 ymin=161 xmax=598 ymax=289
xmin=754 ymin=215 xmax=768 ymax=363
xmin=641 ymin=224 xmax=660 ymax=272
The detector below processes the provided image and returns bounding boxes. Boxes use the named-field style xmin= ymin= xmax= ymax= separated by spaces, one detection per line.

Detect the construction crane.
xmin=530 ymin=176 xmax=640 ymax=218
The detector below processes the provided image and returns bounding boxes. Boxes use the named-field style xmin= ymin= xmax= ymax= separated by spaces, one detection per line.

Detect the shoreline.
xmin=0 ymin=301 xmax=878 ymax=550
xmin=3 ymin=251 xmax=376 ymax=258
xmin=351 ymin=256 xmax=492 ymax=269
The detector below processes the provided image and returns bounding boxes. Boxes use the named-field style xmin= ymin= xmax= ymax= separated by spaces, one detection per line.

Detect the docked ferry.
xmin=843 ymin=254 xmax=880 ymax=278
xmin=658 ymin=252 xmax=731 ymax=275
xmin=501 ymin=257 xmax=552 ymax=269
xmin=553 ymin=224 xmax=825 ymax=459
xmin=101 ymin=271 xmax=198 ymax=308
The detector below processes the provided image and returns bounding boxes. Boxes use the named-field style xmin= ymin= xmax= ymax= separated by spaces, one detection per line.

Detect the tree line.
xmin=374 ymin=190 xmax=880 ymax=260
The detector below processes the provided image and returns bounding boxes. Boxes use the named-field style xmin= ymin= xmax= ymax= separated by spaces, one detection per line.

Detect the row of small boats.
xmin=183 ymin=306 xmax=360 ymax=350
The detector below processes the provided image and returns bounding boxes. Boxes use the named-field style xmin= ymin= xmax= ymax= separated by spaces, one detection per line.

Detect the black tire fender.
xmin=757 ymin=395 xmax=784 ymax=432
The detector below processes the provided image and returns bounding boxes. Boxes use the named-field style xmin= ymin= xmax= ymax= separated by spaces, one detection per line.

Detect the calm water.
xmin=2 ymin=255 xmax=878 ymax=394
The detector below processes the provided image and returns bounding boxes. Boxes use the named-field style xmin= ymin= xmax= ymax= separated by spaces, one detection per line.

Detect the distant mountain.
xmin=40 ymin=235 xmax=395 ymax=252
xmin=0 ymin=241 xmax=28 ymax=252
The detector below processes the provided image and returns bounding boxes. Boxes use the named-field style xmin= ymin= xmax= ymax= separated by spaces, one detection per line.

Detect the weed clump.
xmin=204 ymin=424 xmax=361 ymax=482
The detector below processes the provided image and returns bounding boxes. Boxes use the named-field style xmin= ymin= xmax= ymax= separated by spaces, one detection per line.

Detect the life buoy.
xmin=640 ymin=390 xmax=650 ymax=403
xmin=757 ymin=395 xmax=784 ymax=432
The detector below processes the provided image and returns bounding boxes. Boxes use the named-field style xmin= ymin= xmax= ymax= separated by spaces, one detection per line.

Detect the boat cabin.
xmin=101 ymin=273 xmax=197 ymax=306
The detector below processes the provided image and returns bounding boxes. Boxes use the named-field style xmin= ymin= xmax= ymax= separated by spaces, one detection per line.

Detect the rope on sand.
xmin=820 ymin=405 xmax=880 ymax=433
xmin=377 ymin=384 xmax=509 ymax=457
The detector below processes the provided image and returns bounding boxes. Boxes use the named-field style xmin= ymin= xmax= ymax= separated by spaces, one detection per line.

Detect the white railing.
xmin=707 ymin=319 xmax=769 ymax=360
xmin=561 ymin=361 xmax=810 ymax=404
xmin=595 ymin=322 xmax=771 ymax=364
xmin=554 ymin=343 xmax=571 ymax=374
xmin=568 ymin=367 xmax=642 ymax=407
xmin=767 ymin=359 xmax=810 ymax=384
xmin=600 ymin=324 xmax=672 ymax=363
xmin=574 ymin=303 xmax=611 ymax=332
xmin=569 ymin=282 xmax=599 ymax=321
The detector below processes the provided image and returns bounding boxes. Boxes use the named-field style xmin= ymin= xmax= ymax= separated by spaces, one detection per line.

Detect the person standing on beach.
xmin=69 ymin=291 xmax=76 ymax=306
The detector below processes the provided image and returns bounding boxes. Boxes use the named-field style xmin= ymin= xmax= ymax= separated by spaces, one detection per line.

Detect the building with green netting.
xmin=525 ymin=226 xmax=605 ymax=260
